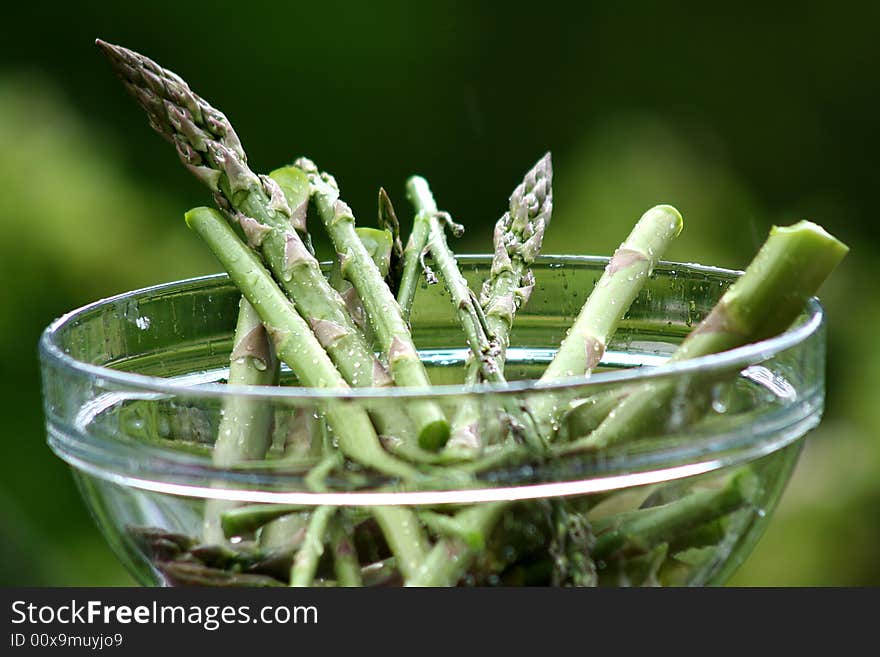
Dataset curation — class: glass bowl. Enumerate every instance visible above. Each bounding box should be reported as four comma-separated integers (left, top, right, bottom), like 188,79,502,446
39,256,825,587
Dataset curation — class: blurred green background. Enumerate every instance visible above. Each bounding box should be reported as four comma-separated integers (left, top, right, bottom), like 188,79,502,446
2,1,877,585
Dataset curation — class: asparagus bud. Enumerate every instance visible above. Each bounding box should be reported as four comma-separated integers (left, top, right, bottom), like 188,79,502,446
449,154,553,449
482,152,553,362
97,42,394,396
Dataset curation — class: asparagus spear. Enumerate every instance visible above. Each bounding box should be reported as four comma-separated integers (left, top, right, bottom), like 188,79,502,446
212,298,279,465
571,220,849,451
184,206,418,480
96,41,399,410
397,193,433,321
406,176,505,383
221,504,310,538
447,154,553,449
328,226,392,345
294,157,450,450
406,175,545,452
98,46,431,586
270,168,420,445
329,227,420,443
372,506,431,580
482,153,553,367
531,204,684,432
290,506,335,586
445,204,680,463
330,517,363,586
406,503,506,586
334,226,393,345
591,470,758,561
203,298,279,544
188,207,434,581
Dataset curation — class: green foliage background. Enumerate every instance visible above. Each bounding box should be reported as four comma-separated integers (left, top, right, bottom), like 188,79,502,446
1,1,877,585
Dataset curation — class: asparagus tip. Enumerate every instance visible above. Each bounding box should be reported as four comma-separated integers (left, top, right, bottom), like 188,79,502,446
535,151,552,174
94,38,128,65
377,187,401,234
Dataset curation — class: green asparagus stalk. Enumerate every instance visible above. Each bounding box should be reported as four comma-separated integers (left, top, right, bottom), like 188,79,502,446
482,153,553,367
328,227,419,445
290,506,336,586
407,176,505,383
212,298,279,465
203,298,279,544
372,506,432,581
184,206,418,480
294,157,450,450
221,504,309,538
406,503,506,586
531,204,684,431
271,168,419,446
397,194,433,321
591,470,758,561
101,42,427,587
571,220,849,451
187,206,432,580
447,154,553,449
97,42,400,416
406,175,545,452
330,517,363,586
327,226,393,346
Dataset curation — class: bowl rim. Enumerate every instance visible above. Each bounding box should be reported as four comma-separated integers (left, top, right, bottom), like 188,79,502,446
41,254,825,503
39,254,824,401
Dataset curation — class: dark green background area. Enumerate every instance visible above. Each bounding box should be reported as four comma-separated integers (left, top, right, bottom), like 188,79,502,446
1,1,877,585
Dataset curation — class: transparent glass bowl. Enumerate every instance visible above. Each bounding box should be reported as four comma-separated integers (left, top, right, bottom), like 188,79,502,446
40,256,825,586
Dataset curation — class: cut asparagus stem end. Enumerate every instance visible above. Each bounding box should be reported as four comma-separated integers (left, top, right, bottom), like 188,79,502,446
674,219,848,361
418,418,454,451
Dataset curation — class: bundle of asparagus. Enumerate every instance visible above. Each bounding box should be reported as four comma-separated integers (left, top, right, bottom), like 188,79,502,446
97,40,848,587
